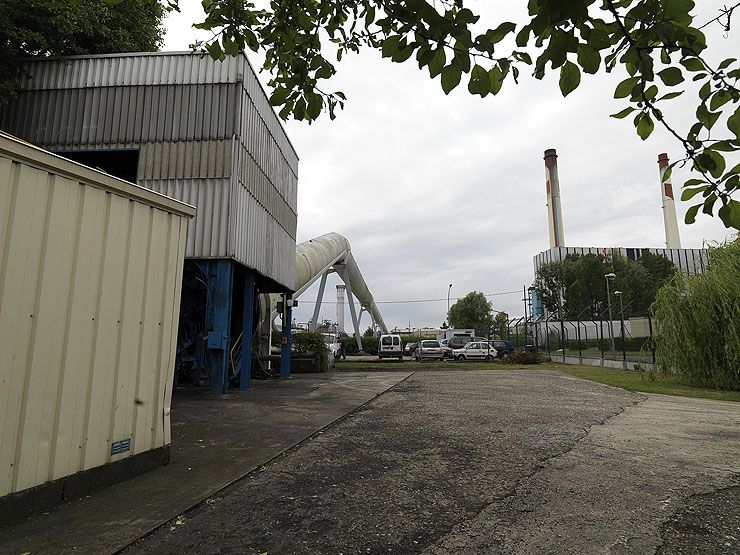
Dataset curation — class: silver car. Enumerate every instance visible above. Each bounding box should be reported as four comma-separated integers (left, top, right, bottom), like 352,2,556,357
452,341,498,361
415,340,445,361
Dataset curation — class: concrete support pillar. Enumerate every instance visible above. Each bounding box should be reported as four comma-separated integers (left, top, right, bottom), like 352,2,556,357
239,270,256,391
338,266,363,351
280,294,292,379
206,260,233,396
309,271,328,332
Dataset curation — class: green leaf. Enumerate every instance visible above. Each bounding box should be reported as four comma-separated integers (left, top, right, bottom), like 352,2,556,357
657,67,683,86
269,86,290,106
381,36,401,58
684,204,700,224
680,186,706,201
658,91,684,101
635,112,654,140
695,150,726,178
614,76,639,98
306,93,323,121
487,22,516,45
489,65,504,95
428,48,446,78
440,64,462,95
205,40,225,61
467,64,490,97
696,103,720,130
727,106,740,139
717,199,740,229
576,44,600,74
559,61,581,97
681,58,704,72
610,107,635,119
718,57,736,70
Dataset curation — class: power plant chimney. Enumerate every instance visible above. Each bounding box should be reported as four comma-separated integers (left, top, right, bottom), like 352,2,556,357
544,149,565,248
657,153,681,249
336,284,346,333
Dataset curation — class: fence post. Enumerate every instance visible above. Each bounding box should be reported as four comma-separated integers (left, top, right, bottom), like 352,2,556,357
577,318,582,360
599,320,605,360
648,311,656,365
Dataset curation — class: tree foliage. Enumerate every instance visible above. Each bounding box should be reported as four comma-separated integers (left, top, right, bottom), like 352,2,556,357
185,0,740,229
653,238,739,390
533,251,677,319
447,291,494,336
0,0,166,102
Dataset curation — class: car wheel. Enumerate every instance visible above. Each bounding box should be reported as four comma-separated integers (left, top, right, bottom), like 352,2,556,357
485,354,493,361
398,356,403,361
456,355,465,361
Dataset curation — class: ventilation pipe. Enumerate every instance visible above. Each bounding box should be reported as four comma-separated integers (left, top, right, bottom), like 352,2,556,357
544,148,566,248
336,284,346,333
657,153,681,249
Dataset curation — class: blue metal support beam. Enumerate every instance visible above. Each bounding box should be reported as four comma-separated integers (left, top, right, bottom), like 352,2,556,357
206,260,233,396
239,270,256,390
280,295,292,378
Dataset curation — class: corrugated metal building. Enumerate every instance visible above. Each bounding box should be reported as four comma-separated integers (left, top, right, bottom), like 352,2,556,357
534,246,708,276
0,52,300,393
0,131,194,509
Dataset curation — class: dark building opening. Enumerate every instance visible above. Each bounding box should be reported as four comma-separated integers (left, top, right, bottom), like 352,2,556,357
53,149,140,184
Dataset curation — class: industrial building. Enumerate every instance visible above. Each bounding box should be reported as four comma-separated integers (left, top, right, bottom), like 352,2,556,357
0,131,194,515
535,149,708,278
0,52,299,394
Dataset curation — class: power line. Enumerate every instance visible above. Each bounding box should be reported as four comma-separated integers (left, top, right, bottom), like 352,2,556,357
295,290,521,305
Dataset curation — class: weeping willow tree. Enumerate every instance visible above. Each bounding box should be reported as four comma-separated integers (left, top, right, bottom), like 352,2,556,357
653,238,740,390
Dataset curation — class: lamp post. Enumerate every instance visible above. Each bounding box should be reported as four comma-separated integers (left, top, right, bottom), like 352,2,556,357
614,290,625,352
447,283,453,321
604,273,616,351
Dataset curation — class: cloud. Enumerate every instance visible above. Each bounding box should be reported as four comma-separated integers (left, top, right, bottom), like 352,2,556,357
163,2,738,330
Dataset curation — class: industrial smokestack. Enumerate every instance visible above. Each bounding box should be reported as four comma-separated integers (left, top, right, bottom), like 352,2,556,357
336,284,345,333
544,149,565,248
657,153,681,249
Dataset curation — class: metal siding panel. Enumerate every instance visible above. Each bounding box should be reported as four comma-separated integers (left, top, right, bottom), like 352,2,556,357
0,135,191,496
0,162,48,493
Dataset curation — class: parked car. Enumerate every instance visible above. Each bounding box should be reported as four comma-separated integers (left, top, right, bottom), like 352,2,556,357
415,340,445,361
491,340,514,357
447,336,473,350
438,339,453,358
378,334,403,359
452,341,498,361
404,342,418,357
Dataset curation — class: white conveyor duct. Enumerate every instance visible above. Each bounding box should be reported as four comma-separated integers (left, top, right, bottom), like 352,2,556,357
260,232,387,353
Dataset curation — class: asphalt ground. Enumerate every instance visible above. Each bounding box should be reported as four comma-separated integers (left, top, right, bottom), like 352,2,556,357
125,368,740,554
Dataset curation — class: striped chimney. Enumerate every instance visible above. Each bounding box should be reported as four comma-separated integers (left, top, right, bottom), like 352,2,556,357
544,149,565,248
336,284,346,333
658,153,681,249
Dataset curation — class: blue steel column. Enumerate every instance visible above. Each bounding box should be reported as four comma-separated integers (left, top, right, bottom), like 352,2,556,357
280,297,292,378
239,270,256,390
207,260,233,396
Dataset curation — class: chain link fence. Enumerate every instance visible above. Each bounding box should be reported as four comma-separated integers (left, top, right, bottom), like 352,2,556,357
504,313,656,370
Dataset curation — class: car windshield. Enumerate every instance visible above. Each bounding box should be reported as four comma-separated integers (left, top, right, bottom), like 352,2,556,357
381,336,392,345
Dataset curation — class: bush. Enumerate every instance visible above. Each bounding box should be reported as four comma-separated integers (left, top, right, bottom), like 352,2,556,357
292,332,329,371
653,239,740,391
502,351,545,365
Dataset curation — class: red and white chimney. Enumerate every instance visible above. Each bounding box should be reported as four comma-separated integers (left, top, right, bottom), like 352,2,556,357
544,149,565,248
657,153,681,249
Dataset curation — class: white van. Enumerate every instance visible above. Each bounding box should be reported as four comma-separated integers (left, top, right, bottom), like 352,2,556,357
378,334,403,360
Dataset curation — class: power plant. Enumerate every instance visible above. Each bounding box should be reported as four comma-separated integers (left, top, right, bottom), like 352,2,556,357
534,148,707,278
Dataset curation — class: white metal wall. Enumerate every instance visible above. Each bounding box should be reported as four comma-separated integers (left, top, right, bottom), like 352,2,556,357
0,134,194,497
0,52,299,291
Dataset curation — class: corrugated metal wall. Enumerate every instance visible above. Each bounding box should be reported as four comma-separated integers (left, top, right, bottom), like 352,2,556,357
0,134,194,497
0,52,298,291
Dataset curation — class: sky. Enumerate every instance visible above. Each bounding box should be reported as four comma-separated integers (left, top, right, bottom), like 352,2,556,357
164,1,738,332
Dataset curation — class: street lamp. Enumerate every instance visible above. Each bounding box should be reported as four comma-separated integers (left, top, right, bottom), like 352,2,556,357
604,273,616,351
447,283,453,320
614,290,625,352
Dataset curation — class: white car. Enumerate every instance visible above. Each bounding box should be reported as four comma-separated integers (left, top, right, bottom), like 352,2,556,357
322,333,341,357
452,341,498,361
414,340,445,361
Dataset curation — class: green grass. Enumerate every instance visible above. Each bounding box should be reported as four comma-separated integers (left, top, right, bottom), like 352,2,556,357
547,364,740,402
334,359,740,402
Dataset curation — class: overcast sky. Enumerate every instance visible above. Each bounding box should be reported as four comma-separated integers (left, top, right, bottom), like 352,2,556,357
164,1,737,331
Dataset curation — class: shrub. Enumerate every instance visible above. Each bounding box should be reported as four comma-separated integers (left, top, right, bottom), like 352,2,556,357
502,351,545,365
653,239,740,391
292,332,329,371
